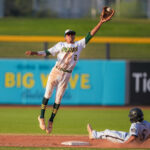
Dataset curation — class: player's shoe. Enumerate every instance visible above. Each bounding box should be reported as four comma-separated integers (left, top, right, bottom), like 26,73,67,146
87,124,94,139
38,116,46,130
46,121,53,134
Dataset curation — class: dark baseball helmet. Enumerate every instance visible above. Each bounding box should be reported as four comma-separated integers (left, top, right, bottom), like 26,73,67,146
128,107,144,123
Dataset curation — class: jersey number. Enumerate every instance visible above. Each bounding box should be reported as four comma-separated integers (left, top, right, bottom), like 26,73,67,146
140,129,147,141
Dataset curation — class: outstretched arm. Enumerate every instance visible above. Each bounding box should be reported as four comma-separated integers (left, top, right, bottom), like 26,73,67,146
25,51,39,56
25,50,50,57
90,21,103,36
85,7,114,44
90,7,115,36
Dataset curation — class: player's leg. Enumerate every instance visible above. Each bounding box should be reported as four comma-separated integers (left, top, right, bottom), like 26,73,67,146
38,97,49,130
38,72,56,130
87,125,128,143
87,124,94,139
46,102,60,134
87,124,105,139
46,75,69,134
101,129,128,143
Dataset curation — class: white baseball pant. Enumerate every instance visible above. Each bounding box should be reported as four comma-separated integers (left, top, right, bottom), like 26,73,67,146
92,129,130,143
44,66,71,104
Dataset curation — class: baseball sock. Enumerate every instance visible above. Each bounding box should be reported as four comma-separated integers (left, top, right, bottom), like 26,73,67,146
40,97,49,118
49,103,60,122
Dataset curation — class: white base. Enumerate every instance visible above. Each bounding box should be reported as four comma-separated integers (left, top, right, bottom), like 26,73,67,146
61,141,90,146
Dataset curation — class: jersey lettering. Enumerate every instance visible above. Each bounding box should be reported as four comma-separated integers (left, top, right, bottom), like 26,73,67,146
62,47,78,53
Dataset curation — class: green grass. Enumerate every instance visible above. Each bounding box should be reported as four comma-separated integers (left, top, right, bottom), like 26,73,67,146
0,18,150,37
0,107,150,134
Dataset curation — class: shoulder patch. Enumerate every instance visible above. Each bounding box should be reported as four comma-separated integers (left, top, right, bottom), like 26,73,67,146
131,128,136,133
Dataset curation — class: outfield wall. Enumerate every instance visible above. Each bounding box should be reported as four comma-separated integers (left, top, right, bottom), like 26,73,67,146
126,61,150,105
0,59,126,105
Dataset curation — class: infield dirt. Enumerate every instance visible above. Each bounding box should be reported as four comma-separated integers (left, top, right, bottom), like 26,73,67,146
0,134,150,148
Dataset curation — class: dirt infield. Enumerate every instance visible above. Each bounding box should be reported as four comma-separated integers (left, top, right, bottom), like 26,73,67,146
0,134,150,148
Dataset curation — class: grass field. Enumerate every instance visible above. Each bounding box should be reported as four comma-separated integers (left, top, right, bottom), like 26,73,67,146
0,106,150,150
0,18,150,37
1,106,150,134
0,18,150,60
0,106,131,134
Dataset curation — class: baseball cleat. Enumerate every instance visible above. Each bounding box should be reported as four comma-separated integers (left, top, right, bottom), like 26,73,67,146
87,124,93,139
38,116,46,130
46,121,53,134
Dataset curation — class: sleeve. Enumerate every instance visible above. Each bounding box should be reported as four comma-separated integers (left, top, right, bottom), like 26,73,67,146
77,38,86,49
85,32,93,44
129,123,138,137
37,50,51,56
37,51,47,56
47,42,62,56
77,32,93,49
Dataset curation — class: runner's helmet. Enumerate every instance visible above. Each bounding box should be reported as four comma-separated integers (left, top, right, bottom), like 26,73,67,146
128,107,144,123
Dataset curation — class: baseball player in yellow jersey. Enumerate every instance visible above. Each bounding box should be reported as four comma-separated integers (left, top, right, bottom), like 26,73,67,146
25,7,114,134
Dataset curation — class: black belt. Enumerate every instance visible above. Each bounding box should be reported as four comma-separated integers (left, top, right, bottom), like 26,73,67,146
56,66,72,73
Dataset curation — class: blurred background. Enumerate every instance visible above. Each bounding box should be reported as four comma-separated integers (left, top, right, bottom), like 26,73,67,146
0,0,150,106
0,0,150,18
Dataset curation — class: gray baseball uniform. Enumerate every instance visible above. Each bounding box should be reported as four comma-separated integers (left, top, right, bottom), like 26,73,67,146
91,120,150,143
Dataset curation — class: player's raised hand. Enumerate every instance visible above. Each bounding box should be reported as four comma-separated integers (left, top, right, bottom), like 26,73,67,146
90,7,114,36
100,7,115,23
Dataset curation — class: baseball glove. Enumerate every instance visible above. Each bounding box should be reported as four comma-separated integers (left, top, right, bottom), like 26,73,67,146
100,7,115,22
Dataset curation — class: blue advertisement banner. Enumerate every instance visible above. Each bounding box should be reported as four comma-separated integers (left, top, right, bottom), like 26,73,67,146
0,59,126,105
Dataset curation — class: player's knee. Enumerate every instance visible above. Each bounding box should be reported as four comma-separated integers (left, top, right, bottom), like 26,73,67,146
55,97,62,104
44,91,52,99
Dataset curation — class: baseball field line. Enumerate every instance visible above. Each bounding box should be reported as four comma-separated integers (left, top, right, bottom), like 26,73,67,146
0,35,150,44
